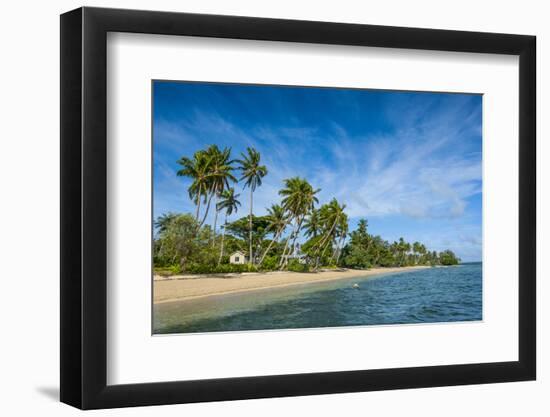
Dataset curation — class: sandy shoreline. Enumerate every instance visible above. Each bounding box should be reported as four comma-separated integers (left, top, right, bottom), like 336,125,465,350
153,266,429,304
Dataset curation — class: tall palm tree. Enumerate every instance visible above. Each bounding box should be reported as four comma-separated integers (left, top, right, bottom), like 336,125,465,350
237,147,267,265
412,241,422,264
397,237,409,266
278,177,320,268
404,241,411,265
176,151,213,222
418,243,427,264
216,188,241,265
258,204,289,265
303,208,321,238
332,212,349,264
200,145,237,242
314,199,346,269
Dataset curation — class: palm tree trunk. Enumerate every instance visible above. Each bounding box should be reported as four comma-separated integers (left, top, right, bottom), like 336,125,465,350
278,219,297,268
278,234,291,268
320,238,333,262
335,234,345,264
331,240,339,261
211,194,219,247
315,216,339,257
294,216,304,251
259,224,285,265
199,192,214,228
332,234,343,262
283,216,303,268
218,214,227,266
313,216,340,270
195,196,201,222
314,238,333,270
248,188,253,265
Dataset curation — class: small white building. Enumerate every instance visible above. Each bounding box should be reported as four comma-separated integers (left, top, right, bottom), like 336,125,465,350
229,251,248,265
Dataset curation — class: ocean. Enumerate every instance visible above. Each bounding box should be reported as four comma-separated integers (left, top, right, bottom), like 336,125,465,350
154,262,482,334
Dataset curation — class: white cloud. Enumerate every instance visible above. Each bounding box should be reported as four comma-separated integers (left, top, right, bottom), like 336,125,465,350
154,95,482,230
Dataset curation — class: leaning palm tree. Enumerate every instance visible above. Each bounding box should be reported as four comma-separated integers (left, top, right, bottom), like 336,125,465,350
176,151,213,222
278,177,320,268
332,212,349,264
200,145,237,242
258,204,290,265
313,198,346,269
216,188,241,265
237,147,268,265
303,208,321,239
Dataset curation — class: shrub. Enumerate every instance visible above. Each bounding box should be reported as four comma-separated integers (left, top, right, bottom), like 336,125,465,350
170,264,182,274
185,263,258,274
153,264,182,276
287,259,310,273
260,255,279,271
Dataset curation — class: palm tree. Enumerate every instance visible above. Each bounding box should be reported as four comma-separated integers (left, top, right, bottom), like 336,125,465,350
278,177,320,268
200,145,237,243
396,237,410,266
418,243,427,264
258,204,289,265
332,212,349,264
216,188,241,265
412,241,422,264
176,151,213,222
404,241,411,265
303,208,321,238
237,147,268,265
314,199,346,269
154,212,178,235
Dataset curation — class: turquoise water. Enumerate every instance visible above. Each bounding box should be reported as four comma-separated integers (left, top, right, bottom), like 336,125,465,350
153,263,482,334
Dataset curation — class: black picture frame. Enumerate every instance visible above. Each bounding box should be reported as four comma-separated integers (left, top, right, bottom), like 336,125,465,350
60,6,536,410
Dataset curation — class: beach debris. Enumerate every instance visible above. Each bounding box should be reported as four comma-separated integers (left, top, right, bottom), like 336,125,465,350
352,283,360,289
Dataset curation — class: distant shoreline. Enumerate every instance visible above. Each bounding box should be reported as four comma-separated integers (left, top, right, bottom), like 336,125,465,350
153,265,430,304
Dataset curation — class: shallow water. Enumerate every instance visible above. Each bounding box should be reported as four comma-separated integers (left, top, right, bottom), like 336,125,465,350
153,263,482,334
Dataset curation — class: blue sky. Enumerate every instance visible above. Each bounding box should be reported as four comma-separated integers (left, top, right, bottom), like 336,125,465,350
153,81,482,262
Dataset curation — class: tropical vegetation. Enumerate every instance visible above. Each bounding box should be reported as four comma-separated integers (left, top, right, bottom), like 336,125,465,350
154,145,460,274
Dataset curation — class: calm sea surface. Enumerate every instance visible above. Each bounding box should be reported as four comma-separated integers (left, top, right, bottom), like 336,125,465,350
154,263,482,334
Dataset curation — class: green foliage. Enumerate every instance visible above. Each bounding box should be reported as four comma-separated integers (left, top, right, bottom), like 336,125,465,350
237,147,268,192
154,212,179,235
153,209,460,274
154,144,463,276
186,263,259,274
439,250,460,265
260,255,279,271
339,218,455,269
153,265,182,276
153,213,200,267
226,215,270,242
342,246,372,269
301,235,324,256
287,259,310,273
170,264,182,274
187,243,219,267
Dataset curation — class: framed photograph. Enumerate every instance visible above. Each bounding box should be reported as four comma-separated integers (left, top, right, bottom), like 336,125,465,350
60,7,536,409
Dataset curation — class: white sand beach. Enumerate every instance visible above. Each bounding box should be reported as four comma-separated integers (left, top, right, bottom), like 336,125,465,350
153,266,429,304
